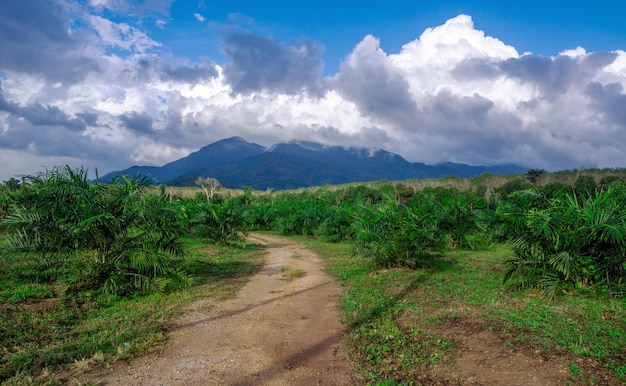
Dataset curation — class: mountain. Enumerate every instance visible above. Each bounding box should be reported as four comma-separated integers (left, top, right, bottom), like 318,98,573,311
99,137,264,184
99,137,527,190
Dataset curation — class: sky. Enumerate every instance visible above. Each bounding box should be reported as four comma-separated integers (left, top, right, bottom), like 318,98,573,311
1,0,626,182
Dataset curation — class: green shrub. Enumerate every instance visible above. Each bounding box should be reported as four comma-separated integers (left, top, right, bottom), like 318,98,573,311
352,194,447,268
1,166,189,297
503,185,626,298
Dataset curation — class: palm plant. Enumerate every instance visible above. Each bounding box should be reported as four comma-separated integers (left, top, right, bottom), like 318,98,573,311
316,204,355,242
435,189,484,249
503,185,626,298
1,166,189,296
185,201,248,245
272,201,325,236
352,193,448,268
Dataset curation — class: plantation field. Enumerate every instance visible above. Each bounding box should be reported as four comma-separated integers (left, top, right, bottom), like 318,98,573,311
300,238,626,385
1,165,625,384
0,238,265,384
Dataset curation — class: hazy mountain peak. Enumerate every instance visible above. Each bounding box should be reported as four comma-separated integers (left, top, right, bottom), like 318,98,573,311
286,140,330,151
99,137,526,189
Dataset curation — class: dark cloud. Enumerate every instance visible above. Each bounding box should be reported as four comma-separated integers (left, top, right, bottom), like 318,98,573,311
500,55,570,94
453,51,619,101
120,111,154,135
498,51,618,97
222,31,325,95
126,58,160,82
335,36,418,127
115,57,218,85
0,112,114,162
582,51,618,70
430,90,494,126
452,58,500,80
585,82,626,127
0,86,86,132
405,90,528,167
160,62,218,83
0,0,99,83
316,126,391,148
76,112,99,126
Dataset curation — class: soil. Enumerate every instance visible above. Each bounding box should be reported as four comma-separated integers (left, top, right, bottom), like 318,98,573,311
423,315,619,385
84,234,622,386
88,234,363,385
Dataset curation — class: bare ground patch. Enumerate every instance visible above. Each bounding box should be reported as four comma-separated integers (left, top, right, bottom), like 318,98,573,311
396,309,623,385
84,234,362,385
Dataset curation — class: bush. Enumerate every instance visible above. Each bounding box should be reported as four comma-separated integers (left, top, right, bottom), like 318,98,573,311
503,185,626,298
181,201,248,245
1,166,189,297
352,194,447,268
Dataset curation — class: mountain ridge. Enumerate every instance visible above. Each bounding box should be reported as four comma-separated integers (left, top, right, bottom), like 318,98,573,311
99,137,527,189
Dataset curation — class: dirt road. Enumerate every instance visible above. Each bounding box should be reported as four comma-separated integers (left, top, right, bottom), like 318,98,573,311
91,234,360,385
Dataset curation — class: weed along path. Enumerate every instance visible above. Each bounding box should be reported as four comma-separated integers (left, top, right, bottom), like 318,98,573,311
92,234,360,385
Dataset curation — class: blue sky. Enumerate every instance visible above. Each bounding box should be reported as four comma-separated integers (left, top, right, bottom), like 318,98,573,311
138,1,626,73
0,0,625,181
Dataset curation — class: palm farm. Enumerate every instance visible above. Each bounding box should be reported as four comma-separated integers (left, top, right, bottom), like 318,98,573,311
1,166,625,384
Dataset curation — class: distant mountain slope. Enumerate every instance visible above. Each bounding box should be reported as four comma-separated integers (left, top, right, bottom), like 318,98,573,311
99,137,264,184
434,162,531,178
100,137,527,189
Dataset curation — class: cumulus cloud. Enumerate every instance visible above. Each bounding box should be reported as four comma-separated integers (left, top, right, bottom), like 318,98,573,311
335,35,419,128
498,51,618,98
0,0,99,83
1,6,626,181
88,15,161,53
161,62,219,82
585,82,626,127
0,84,86,133
120,111,154,135
222,31,325,95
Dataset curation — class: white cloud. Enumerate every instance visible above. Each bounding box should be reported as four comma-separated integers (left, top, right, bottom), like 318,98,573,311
89,0,127,10
88,15,161,53
194,13,205,22
560,46,587,57
1,7,626,181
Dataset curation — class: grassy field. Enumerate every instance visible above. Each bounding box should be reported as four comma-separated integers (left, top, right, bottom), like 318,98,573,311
4,167,626,384
163,167,626,199
2,231,625,384
0,237,265,384
297,237,626,385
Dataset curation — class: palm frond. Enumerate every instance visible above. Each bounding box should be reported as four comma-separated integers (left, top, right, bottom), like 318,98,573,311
549,251,574,279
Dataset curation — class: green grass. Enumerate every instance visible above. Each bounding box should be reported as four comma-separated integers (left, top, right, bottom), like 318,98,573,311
280,266,306,281
4,230,625,384
0,236,264,384
296,237,626,384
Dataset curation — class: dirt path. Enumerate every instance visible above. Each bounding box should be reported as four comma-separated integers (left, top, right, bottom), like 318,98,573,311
90,234,360,385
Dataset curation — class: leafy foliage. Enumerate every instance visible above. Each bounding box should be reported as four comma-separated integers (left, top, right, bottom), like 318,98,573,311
502,186,626,298
352,193,448,267
526,168,546,184
316,204,355,242
181,201,248,245
1,166,189,297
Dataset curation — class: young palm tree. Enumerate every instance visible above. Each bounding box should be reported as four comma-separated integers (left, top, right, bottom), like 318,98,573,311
352,193,448,268
502,185,626,298
1,166,189,296
184,201,248,245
